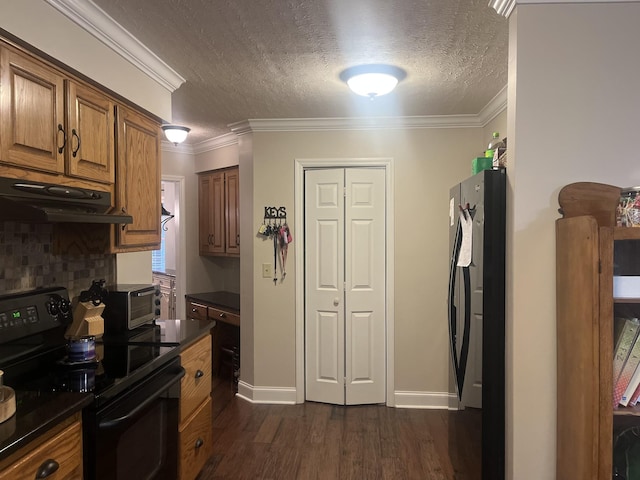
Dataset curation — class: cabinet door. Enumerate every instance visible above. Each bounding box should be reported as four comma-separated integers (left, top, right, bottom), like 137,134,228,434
0,47,65,174
225,167,240,255
66,80,115,184
115,105,161,249
198,174,213,254
198,172,225,254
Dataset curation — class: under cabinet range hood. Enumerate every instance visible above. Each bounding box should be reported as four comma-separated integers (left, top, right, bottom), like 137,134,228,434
0,177,133,224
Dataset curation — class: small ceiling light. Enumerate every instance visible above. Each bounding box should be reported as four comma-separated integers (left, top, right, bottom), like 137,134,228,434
161,125,191,145
339,64,407,99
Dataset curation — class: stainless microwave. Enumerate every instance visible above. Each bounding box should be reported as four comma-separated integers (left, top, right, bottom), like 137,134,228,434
102,284,160,333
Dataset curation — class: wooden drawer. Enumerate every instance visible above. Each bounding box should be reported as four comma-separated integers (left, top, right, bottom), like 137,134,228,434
180,334,212,423
179,397,212,480
0,417,83,480
208,306,240,327
186,301,207,321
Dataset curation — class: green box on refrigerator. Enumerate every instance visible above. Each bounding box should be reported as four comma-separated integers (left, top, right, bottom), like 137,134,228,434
472,157,493,175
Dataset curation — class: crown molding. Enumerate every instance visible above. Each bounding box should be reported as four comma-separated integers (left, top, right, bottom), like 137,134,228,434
477,85,508,125
227,99,509,133
489,0,639,18
45,0,185,92
489,0,517,17
192,133,239,155
230,114,484,134
211,86,509,145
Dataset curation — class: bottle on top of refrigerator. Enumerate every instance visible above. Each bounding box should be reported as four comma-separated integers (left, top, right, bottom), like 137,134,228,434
485,132,503,158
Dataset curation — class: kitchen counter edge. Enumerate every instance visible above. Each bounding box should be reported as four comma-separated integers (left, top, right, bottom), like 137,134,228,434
185,291,239,315
0,391,92,463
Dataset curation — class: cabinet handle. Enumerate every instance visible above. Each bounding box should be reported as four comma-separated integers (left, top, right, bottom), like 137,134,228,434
195,438,204,449
236,234,240,245
219,312,226,318
35,459,59,478
191,307,197,313
57,124,66,154
195,369,204,379
71,129,81,157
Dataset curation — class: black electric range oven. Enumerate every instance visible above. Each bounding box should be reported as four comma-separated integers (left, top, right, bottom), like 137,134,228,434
0,287,184,480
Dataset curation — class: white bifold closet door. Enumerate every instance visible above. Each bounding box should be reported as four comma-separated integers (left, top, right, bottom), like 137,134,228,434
304,167,386,405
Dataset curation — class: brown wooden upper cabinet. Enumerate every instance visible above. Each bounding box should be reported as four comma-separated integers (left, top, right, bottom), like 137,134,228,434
198,167,239,256
113,105,161,251
0,44,114,185
0,36,163,254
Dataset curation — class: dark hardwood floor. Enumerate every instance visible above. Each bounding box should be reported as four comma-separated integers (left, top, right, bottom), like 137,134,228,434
197,375,480,480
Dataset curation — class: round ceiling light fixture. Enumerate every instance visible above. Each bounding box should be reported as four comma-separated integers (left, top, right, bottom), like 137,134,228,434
339,64,407,99
161,124,191,145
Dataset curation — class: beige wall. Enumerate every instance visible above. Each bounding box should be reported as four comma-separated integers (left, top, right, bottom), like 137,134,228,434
507,4,640,479
162,147,235,297
240,125,491,391
1,0,172,120
194,143,239,173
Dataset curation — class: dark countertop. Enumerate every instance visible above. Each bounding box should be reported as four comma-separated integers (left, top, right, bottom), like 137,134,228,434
152,270,176,277
186,291,240,315
0,391,92,461
0,319,213,464
154,318,215,348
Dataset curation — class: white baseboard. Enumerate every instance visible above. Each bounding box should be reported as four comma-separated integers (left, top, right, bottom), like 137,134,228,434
236,381,297,404
234,384,457,409
393,390,453,409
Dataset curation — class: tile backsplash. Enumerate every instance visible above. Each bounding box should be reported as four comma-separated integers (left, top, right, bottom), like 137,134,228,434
0,222,115,300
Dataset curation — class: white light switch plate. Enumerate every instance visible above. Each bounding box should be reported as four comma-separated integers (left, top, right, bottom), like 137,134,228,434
262,263,273,278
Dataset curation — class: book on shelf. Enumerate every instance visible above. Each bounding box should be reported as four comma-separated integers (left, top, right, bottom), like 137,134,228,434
620,356,640,406
628,378,640,406
613,316,640,408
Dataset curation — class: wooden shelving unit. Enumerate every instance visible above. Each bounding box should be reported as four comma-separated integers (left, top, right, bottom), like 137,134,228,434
557,182,640,479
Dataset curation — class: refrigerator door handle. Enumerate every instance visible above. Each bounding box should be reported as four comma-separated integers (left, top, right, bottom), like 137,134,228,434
448,216,472,401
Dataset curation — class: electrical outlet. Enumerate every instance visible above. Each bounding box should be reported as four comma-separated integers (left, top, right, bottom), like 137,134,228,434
262,263,272,278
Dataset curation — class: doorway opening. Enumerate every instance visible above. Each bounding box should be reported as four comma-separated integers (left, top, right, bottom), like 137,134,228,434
152,176,187,319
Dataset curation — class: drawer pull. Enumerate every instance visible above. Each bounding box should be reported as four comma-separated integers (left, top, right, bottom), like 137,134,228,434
191,307,198,313
195,369,204,379
219,312,226,318
35,459,59,478
195,438,204,449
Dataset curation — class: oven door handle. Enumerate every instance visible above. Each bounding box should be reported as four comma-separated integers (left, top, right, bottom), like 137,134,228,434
98,366,185,430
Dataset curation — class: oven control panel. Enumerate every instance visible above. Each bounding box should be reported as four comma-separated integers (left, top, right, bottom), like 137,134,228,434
0,287,72,344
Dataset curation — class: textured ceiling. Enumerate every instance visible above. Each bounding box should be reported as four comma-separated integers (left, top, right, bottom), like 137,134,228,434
91,0,508,144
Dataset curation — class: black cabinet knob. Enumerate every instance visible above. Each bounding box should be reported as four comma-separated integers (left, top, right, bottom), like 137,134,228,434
195,369,204,379
195,438,204,449
35,459,59,478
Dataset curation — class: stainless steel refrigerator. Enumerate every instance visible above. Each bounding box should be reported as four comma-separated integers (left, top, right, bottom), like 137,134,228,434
447,168,506,480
